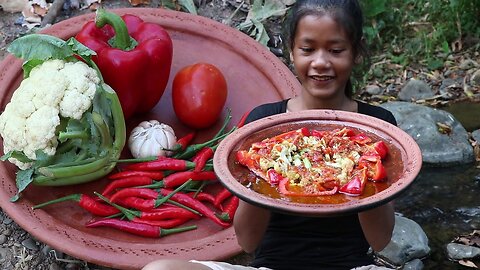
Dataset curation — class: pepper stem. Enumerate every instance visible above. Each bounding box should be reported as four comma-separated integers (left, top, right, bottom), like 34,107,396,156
32,194,81,209
160,225,197,237
95,8,137,51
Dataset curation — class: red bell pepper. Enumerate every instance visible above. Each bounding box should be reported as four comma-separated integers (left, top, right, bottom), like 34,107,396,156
339,168,367,196
371,141,389,159
75,9,173,120
359,155,387,181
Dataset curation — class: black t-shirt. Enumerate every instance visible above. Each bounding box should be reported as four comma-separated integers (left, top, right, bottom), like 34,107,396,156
245,99,397,270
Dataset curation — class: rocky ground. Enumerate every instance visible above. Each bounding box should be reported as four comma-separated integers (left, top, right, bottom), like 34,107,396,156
0,0,479,269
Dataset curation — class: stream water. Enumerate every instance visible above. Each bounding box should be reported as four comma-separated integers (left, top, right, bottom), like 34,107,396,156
394,163,480,269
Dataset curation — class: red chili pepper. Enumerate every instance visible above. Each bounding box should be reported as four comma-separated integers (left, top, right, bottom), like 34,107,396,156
214,187,232,210
160,189,231,228
110,188,158,202
116,196,155,211
131,218,191,229
170,132,196,153
85,218,197,238
187,192,216,205
216,196,239,222
33,194,119,217
139,171,218,189
116,197,202,216
75,9,173,120
139,207,200,221
192,146,216,172
173,111,232,160
339,168,368,196
236,110,251,128
108,170,168,180
123,157,195,171
101,176,154,196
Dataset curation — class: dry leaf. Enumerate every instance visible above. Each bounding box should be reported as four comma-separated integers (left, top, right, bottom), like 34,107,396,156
32,4,48,17
459,259,479,268
436,122,452,135
22,2,41,27
0,0,28,13
129,0,150,6
80,0,101,10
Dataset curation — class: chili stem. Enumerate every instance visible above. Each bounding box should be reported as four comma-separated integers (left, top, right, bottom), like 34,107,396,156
161,225,197,236
32,194,81,209
155,179,193,207
94,192,141,220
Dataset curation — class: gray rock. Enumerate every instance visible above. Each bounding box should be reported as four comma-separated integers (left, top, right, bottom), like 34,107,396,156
403,259,424,270
351,265,392,270
472,129,480,142
21,237,39,251
365,85,383,95
0,235,6,245
49,262,62,270
438,78,460,98
3,218,13,225
380,101,475,165
398,79,434,101
446,243,480,260
376,216,430,266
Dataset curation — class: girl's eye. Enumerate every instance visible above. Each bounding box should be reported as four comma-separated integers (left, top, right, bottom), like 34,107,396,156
330,49,345,54
300,47,314,53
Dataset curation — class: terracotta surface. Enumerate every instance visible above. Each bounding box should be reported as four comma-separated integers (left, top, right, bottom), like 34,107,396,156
214,110,422,217
0,8,302,270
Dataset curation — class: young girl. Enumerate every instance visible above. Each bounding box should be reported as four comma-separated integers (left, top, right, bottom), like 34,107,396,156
143,0,396,269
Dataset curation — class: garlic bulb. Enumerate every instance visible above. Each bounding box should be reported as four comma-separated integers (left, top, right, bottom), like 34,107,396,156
128,120,177,158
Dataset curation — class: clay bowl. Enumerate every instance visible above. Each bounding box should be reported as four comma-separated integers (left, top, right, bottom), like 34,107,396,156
0,8,301,270
214,110,422,217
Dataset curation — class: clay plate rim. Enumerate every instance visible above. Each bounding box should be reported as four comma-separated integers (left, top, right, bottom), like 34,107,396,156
213,109,423,217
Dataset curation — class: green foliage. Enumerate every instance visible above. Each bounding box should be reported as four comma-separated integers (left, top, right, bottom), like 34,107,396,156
237,0,290,45
361,0,480,68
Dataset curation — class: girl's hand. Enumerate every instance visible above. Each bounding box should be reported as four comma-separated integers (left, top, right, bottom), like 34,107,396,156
233,200,271,253
358,202,395,252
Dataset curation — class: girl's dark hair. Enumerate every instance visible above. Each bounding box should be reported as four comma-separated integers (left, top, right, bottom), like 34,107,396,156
284,0,368,97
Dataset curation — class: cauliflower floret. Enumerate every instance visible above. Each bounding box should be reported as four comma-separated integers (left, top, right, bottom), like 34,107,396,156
0,59,100,168
59,61,99,119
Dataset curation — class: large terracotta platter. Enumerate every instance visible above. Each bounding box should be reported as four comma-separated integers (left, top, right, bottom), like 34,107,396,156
214,110,422,216
0,8,301,270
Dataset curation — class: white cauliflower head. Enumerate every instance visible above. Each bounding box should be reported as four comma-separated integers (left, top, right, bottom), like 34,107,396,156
0,59,100,168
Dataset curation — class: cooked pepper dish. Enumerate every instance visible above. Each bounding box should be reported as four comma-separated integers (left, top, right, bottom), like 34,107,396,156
236,127,389,197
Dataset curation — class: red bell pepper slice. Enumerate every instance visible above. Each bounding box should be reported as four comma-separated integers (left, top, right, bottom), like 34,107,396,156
372,141,389,159
278,173,338,196
339,168,367,196
358,155,387,181
333,127,355,137
75,9,173,120
271,127,310,142
310,129,327,138
349,133,372,145
236,151,267,180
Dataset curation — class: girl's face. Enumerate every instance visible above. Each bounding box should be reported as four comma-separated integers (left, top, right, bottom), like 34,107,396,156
291,14,355,101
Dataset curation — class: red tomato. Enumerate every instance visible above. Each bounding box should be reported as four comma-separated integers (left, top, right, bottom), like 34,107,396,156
172,63,227,129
